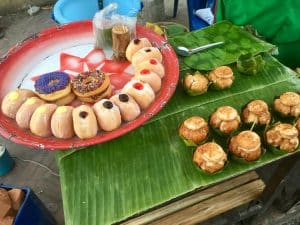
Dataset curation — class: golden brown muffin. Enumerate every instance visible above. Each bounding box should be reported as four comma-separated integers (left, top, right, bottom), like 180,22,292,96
229,131,262,161
274,92,300,117
210,106,241,135
183,72,209,96
266,123,299,153
208,66,234,89
7,188,25,211
242,100,271,125
193,142,227,173
0,188,13,220
179,116,209,146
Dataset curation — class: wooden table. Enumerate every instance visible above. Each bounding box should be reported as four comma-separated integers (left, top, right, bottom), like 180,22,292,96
123,171,265,224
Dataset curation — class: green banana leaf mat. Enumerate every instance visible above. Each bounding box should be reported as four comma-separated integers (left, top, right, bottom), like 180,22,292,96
169,21,276,71
56,21,300,225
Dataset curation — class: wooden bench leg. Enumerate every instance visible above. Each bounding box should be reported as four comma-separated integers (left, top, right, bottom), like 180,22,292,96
248,154,300,225
173,0,179,18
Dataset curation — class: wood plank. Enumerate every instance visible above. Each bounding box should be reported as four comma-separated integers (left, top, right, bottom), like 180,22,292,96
151,179,265,225
122,171,260,225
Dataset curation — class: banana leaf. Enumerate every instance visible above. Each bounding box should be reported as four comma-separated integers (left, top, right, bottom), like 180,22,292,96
168,21,276,71
57,56,300,225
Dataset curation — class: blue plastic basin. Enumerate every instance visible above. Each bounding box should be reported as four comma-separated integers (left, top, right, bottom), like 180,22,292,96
53,0,99,24
0,185,56,225
53,0,141,24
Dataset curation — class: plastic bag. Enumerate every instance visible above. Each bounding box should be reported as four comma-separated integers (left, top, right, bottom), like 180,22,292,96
93,3,137,49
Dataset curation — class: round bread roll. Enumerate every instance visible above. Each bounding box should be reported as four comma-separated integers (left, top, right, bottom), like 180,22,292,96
135,58,165,78
131,47,162,68
126,38,152,62
93,99,121,131
133,69,162,93
51,106,75,139
16,97,45,129
72,105,98,139
110,93,141,122
1,89,35,119
122,80,155,110
30,104,57,137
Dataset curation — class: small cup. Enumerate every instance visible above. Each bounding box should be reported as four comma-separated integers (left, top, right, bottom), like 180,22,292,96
0,144,15,176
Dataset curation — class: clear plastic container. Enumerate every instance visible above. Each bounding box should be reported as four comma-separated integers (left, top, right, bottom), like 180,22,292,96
93,3,138,49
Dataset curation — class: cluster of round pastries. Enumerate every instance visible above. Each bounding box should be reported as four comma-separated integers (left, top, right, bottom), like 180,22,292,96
1,85,151,139
1,37,166,140
179,91,300,174
182,66,235,96
32,69,111,105
126,38,165,93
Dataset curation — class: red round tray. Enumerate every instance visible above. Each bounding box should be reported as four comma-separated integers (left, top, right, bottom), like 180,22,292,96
0,21,179,150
